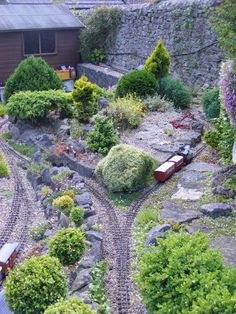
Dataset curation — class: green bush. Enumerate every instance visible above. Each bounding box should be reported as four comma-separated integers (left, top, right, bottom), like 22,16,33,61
4,56,63,101
49,228,85,266
62,189,75,199
136,208,158,227
144,39,170,80
201,88,220,119
7,90,73,120
9,142,37,157
44,298,95,314
70,207,84,227
52,195,74,215
136,231,236,314
0,151,9,177
72,76,98,123
30,223,50,241
0,104,7,117
142,94,174,112
96,144,157,193
5,255,67,314
115,70,158,98
105,95,143,130
159,76,192,109
87,115,119,155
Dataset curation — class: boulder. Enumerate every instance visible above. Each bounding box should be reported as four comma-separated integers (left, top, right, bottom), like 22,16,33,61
71,269,92,292
32,150,43,164
10,125,20,140
79,255,96,269
86,231,103,243
90,241,103,262
146,224,171,247
41,168,53,186
58,212,70,228
75,193,92,207
98,97,109,110
83,207,96,219
200,203,233,218
27,171,43,190
35,134,55,147
85,216,100,230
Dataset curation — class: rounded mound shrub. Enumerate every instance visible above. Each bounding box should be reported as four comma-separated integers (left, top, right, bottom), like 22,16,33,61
136,231,236,313
70,207,84,226
96,144,157,193
115,70,158,98
49,228,85,266
52,195,74,215
159,76,192,109
201,88,220,119
4,56,63,101
5,255,67,314
44,297,95,314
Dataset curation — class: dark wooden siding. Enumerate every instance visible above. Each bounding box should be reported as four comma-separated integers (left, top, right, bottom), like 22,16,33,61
0,29,80,83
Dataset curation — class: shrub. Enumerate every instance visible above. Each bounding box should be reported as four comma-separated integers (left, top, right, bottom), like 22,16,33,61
96,144,157,193
9,142,37,157
52,195,74,215
115,70,158,98
49,228,85,266
4,56,63,101
0,151,9,177
72,76,98,122
7,90,73,120
5,255,67,314
70,207,84,227
87,115,119,155
62,189,75,199
136,231,236,314
159,76,192,109
41,186,53,197
201,88,220,119
106,95,143,130
144,39,170,80
136,208,158,227
0,104,7,117
142,94,174,112
44,298,95,314
30,223,50,241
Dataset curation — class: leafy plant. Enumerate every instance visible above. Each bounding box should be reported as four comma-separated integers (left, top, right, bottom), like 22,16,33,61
116,70,158,98
159,76,192,109
5,255,67,314
201,87,221,119
41,186,53,197
30,223,50,241
1,132,12,140
62,189,75,199
4,56,63,101
136,231,236,314
87,115,119,155
0,153,9,177
70,207,84,227
96,144,157,193
90,48,106,63
52,195,74,215
142,94,174,112
106,95,143,130
136,208,159,227
0,104,7,117
44,298,95,314
72,76,98,123
144,39,170,80
49,228,85,266
9,142,37,157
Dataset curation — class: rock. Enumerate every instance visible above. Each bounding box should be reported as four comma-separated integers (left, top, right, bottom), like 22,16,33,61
10,125,20,140
85,215,100,230
90,241,103,262
45,204,54,218
35,134,55,147
98,97,109,110
58,212,70,228
86,231,103,243
71,269,92,292
44,229,54,238
66,139,86,153
75,193,92,206
185,162,221,173
160,201,201,223
83,207,96,219
190,121,204,134
146,224,171,247
27,171,43,190
212,186,235,198
41,243,49,255
178,171,207,190
72,174,84,184
200,203,233,218
171,187,203,201
83,123,93,135
233,139,236,164
79,255,96,269
32,150,43,164
41,168,53,186
210,237,236,266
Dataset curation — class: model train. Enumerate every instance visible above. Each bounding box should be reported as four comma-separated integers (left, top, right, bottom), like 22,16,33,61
0,242,20,281
154,144,193,182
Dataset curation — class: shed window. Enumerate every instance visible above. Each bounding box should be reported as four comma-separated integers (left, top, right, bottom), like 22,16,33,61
24,31,55,55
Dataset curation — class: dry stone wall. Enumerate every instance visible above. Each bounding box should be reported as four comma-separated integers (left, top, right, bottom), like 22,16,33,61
105,0,223,87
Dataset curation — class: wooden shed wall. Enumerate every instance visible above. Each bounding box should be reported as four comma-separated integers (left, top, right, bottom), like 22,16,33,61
0,29,80,83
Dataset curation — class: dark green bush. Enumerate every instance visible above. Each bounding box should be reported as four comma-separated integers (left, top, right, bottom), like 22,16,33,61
5,255,67,314
115,70,158,98
4,56,63,101
44,298,95,314
144,39,170,80
96,144,157,193
7,90,73,120
136,231,236,314
201,88,220,119
87,115,119,155
70,207,84,227
49,228,85,266
159,76,192,109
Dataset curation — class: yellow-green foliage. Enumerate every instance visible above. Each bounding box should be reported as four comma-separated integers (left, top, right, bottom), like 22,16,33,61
52,195,74,215
44,298,95,314
0,104,7,117
96,144,157,193
62,189,75,199
106,95,143,130
144,39,170,80
0,151,9,177
72,76,98,122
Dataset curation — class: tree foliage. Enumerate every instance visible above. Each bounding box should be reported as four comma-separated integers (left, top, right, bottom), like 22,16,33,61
201,87,220,119
44,298,95,314
5,255,67,314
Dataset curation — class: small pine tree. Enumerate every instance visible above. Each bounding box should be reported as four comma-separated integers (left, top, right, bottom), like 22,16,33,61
87,115,119,155
144,39,170,80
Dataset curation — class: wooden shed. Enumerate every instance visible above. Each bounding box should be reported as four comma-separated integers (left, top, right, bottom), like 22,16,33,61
0,4,84,83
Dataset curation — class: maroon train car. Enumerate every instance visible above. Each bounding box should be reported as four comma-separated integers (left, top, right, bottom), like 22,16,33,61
154,161,175,182
168,155,184,171
0,242,20,280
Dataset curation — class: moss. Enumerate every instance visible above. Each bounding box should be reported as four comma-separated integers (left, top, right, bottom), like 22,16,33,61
9,142,37,157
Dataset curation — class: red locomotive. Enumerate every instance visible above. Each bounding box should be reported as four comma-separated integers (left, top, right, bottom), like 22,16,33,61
154,144,193,183
0,242,20,281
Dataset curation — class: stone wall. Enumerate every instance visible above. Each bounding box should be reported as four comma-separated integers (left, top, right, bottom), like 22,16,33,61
105,0,223,87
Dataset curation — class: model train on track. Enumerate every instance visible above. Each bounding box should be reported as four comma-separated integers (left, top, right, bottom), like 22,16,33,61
154,144,193,182
0,242,20,281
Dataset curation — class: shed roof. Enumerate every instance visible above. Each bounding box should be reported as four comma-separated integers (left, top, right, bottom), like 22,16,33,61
0,4,84,32
0,242,20,264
